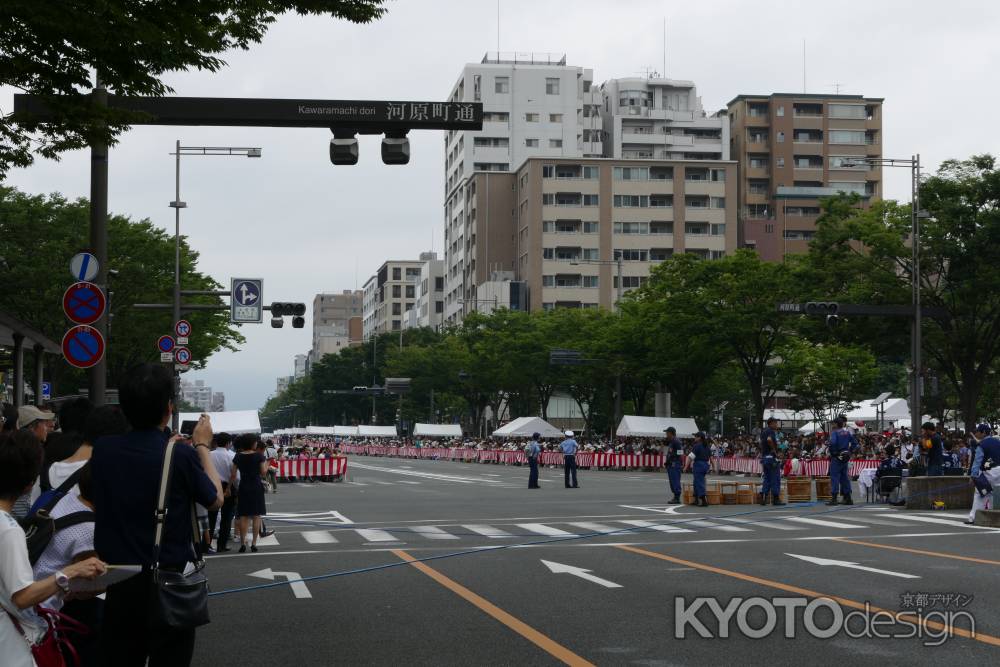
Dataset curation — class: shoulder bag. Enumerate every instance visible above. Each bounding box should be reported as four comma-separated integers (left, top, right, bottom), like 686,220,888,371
149,440,211,629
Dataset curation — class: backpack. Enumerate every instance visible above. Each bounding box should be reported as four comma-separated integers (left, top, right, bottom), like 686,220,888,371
19,464,95,565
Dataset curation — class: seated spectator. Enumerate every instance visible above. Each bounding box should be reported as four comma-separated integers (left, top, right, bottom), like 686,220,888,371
1,430,105,667
90,363,223,666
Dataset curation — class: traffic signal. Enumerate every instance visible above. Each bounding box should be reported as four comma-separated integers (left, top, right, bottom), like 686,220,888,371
826,314,840,328
330,130,359,165
381,132,410,165
270,317,284,328
292,316,305,328
270,302,306,317
804,302,839,316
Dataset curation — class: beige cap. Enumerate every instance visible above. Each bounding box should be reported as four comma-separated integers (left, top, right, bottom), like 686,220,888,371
18,405,56,428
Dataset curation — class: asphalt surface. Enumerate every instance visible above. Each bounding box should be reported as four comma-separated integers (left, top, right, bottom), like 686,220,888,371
193,456,1000,666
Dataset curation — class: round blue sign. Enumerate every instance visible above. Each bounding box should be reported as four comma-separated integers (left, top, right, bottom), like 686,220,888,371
157,335,175,353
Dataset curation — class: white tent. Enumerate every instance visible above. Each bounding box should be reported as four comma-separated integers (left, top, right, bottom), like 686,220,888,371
357,425,398,438
179,410,260,435
616,415,700,438
844,398,911,423
306,426,337,436
798,421,823,434
413,423,463,438
332,425,359,437
491,416,564,439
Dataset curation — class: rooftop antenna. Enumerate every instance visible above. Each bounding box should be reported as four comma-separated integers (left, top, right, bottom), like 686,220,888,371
829,82,845,94
497,0,500,54
636,66,657,79
663,17,667,78
802,39,807,93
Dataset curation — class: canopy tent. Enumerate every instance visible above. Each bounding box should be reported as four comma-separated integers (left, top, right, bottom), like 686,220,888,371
305,426,337,436
180,410,260,435
332,425,359,437
798,421,824,434
843,398,911,423
491,416,564,439
616,415,700,439
274,427,306,436
413,423,463,438
357,425,398,438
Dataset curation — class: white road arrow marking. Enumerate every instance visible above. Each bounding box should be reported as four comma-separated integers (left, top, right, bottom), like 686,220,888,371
268,510,354,524
541,560,622,588
248,568,313,598
785,553,920,579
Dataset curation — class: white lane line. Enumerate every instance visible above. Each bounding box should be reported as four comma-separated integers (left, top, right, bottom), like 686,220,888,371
880,514,995,529
345,481,368,486
397,481,421,485
463,524,514,538
372,481,395,486
255,533,281,546
354,529,400,542
411,526,459,540
568,522,624,535
350,462,506,485
783,516,867,529
517,523,577,537
836,515,910,527
302,530,339,544
618,519,695,534
716,516,802,531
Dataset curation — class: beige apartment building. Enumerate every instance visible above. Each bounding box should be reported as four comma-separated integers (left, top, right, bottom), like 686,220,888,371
362,260,424,338
727,93,883,261
460,157,737,311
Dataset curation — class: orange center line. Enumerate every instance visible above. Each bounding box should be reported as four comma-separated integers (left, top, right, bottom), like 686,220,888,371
392,549,595,667
834,538,1000,565
615,544,1000,647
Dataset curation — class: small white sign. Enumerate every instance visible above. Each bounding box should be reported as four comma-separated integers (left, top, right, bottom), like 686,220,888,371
160,352,174,363
176,336,189,345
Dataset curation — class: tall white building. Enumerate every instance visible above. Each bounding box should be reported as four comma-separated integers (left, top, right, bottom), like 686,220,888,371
294,354,308,380
600,77,729,161
180,379,213,411
403,252,445,330
443,53,603,324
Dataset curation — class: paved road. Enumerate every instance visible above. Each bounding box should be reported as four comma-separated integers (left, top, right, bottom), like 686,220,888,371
194,456,999,665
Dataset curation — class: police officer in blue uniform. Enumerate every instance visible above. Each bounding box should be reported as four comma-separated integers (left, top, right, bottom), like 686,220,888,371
526,432,542,489
663,426,683,504
689,432,712,507
759,416,785,505
826,415,858,506
560,430,579,488
967,423,1000,524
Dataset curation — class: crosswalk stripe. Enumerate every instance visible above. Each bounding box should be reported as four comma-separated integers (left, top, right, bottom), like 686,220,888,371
716,516,802,531
372,481,394,486
879,514,984,528
463,524,513,538
783,516,867,529
681,519,751,532
568,522,622,535
412,526,459,540
837,515,910,526
618,519,695,534
397,481,421,485
255,533,280,546
517,523,577,537
355,528,400,542
303,530,339,544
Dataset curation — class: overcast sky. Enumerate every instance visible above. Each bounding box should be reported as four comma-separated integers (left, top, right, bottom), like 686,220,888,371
4,0,999,412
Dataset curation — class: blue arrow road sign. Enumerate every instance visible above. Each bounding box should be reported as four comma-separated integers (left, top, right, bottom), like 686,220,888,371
230,278,263,323
41,382,51,400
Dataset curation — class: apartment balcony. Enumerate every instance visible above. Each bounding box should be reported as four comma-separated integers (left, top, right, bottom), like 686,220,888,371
791,115,823,130
663,134,695,147
622,150,655,159
683,181,724,196
746,166,770,179
746,139,769,150
744,114,770,127
746,191,770,205
793,167,824,181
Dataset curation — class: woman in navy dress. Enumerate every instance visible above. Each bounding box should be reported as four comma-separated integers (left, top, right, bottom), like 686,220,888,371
230,434,268,552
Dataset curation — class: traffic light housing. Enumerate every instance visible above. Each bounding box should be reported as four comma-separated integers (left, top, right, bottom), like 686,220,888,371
381,132,410,165
330,130,359,165
292,316,305,328
804,302,839,316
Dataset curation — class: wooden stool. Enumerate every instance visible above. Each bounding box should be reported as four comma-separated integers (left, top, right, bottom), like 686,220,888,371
786,477,812,503
815,476,832,501
736,483,756,504
682,484,695,505
720,481,739,505
705,481,722,505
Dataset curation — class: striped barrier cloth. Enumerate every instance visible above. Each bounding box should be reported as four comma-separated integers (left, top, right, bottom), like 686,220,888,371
276,457,347,479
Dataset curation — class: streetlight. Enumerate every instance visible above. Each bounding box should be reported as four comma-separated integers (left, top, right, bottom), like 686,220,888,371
571,255,626,433
843,154,929,436
168,142,262,431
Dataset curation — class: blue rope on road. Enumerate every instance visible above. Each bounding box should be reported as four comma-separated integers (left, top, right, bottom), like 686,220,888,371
208,477,983,598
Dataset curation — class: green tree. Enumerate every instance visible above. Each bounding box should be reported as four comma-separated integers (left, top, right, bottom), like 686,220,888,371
776,340,878,425
0,186,243,393
1,0,388,176
806,156,1000,430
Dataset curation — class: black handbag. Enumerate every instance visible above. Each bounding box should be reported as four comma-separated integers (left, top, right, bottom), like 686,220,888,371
149,440,210,629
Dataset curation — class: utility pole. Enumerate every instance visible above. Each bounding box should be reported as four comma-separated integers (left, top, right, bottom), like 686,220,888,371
88,74,109,406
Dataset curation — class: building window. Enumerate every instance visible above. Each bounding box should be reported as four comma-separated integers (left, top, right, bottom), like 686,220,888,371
392,285,401,298
583,221,599,233
711,223,726,236
435,277,444,290
405,285,415,298
526,138,539,147
542,164,554,178
776,157,785,168
392,268,401,280
583,248,600,260
525,113,539,122
711,169,726,182
474,137,509,148
549,113,563,123
542,220,555,232
543,248,554,259
777,131,785,143
550,139,563,148
473,74,481,101
546,78,560,95
392,303,401,315
828,129,866,145
495,76,509,94
582,166,599,179
542,275,555,287
829,104,866,119
711,196,726,209
392,320,400,330
435,301,444,313
542,303,555,311
613,194,648,208
614,221,649,235
583,194,599,206
613,249,649,262
583,275,599,288
483,111,509,123
613,166,649,181
776,105,784,116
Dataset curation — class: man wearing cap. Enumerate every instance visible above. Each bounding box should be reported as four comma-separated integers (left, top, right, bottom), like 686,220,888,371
663,426,683,504
826,415,858,506
759,417,785,505
921,422,945,476
526,433,542,489
967,424,1000,524
688,432,712,507
560,430,579,489
11,405,56,518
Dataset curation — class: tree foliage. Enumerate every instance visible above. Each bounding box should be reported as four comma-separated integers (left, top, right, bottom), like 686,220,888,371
0,186,243,392
0,0,388,176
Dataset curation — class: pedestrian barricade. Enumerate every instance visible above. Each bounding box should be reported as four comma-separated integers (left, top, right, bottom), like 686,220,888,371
276,457,347,480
